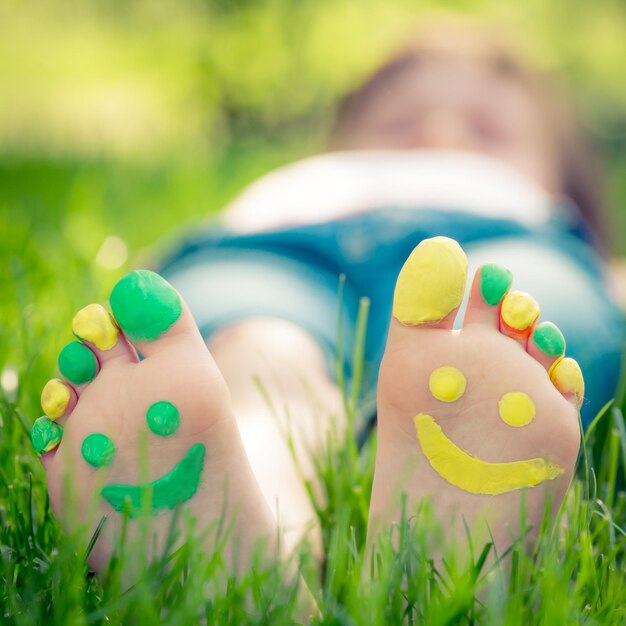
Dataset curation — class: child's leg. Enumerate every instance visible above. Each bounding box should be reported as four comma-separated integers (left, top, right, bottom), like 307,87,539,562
367,237,582,562
160,249,359,555
209,318,344,555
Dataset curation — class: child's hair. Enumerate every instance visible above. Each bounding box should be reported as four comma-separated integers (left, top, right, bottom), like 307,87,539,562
331,18,607,252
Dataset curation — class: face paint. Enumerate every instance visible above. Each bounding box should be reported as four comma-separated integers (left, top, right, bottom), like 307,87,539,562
393,237,468,325
498,391,536,427
31,416,63,455
101,443,206,517
82,433,116,468
414,413,562,495
110,270,182,342
72,304,119,351
500,290,540,331
531,322,565,358
41,379,70,420
479,264,512,306
58,342,97,385
146,401,180,437
550,357,584,405
429,366,466,403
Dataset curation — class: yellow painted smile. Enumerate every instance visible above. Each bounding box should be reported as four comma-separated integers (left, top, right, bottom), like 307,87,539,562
414,413,563,495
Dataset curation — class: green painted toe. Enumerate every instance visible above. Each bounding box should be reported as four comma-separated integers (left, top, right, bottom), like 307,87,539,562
31,416,63,455
532,322,566,357
110,270,182,342
58,342,97,385
480,264,513,306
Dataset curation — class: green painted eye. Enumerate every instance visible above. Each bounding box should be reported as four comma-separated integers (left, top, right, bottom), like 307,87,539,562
80,400,181,470
82,433,116,468
146,401,180,437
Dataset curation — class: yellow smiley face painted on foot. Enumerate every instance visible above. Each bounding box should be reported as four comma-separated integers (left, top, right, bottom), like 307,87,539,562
415,366,563,495
81,401,205,517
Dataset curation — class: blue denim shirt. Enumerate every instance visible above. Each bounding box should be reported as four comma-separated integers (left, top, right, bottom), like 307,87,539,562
160,206,624,429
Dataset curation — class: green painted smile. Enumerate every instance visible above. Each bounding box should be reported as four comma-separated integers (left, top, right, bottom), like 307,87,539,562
101,443,206,517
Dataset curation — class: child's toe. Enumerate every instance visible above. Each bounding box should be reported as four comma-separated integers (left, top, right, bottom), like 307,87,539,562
57,340,100,391
463,263,512,328
31,415,63,460
71,303,137,368
527,321,566,371
549,356,585,409
41,378,77,421
392,236,468,330
109,270,205,359
499,289,541,345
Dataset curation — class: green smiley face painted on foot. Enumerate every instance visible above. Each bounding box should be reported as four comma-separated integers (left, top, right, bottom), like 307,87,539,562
81,400,205,516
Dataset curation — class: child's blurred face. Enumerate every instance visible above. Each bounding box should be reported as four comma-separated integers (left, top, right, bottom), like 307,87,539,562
346,57,560,194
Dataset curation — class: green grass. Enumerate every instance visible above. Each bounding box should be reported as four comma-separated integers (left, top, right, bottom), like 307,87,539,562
1,149,626,624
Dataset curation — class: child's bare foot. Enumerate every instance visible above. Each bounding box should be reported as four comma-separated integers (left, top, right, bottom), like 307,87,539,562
32,271,277,573
369,237,583,560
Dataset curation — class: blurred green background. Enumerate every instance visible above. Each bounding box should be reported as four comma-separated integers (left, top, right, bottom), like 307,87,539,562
1,0,626,404
1,5,626,621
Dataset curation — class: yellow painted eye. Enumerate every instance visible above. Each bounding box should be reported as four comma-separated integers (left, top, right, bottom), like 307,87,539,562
498,391,535,427
429,366,467,403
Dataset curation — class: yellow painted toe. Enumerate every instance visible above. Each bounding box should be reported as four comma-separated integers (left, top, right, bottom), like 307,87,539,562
550,357,584,405
393,237,468,325
501,291,540,331
72,304,119,350
41,379,70,420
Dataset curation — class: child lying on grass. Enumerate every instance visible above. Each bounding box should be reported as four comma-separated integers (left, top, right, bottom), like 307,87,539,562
31,19,624,581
